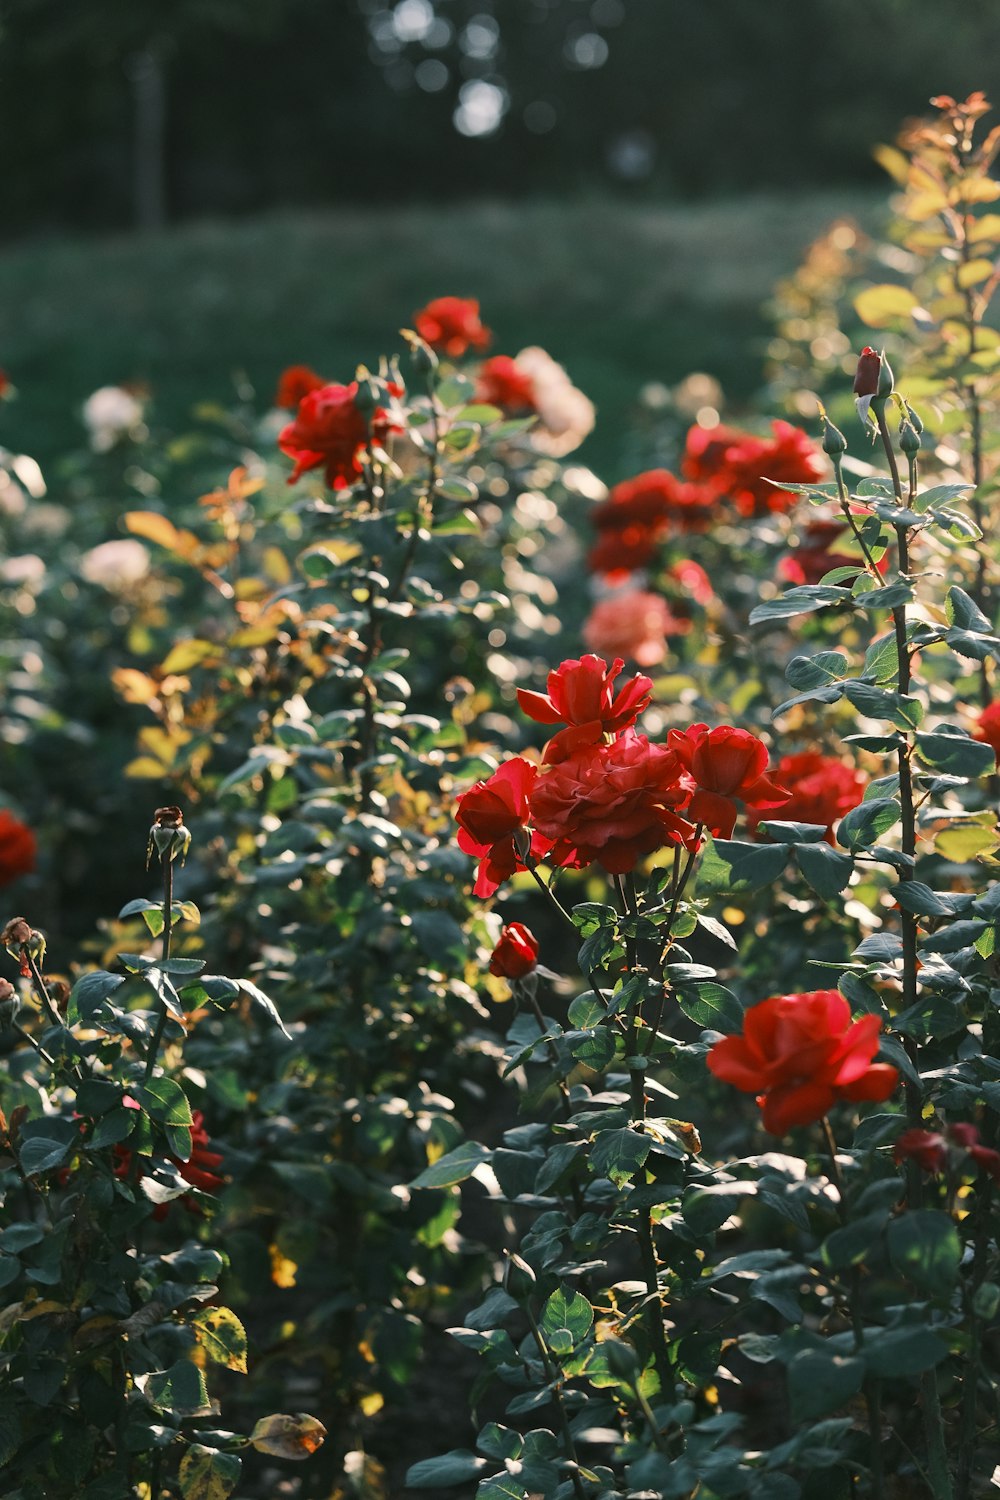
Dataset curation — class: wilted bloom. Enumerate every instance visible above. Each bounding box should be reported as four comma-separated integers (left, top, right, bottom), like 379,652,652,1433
708,989,899,1135
279,381,400,488
668,724,790,838
83,386,145,453
517,654,652,762
748,750,866,843
275,365,326,409
529,729,697,873
489,922,539,980
583,590,689,668
414,296,491,357
974,701,1000,766
79,539,151,593
683,420,824,518
456,758,553,898
0,812,36,888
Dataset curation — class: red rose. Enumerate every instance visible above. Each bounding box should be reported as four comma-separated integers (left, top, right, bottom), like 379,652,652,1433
414,296,491,357
708,989,899,1135
894,1122,1000,1185
529,729,697,874
456,758,552,898
112,1109,224,1220
667,724,791,838
489,922,539,980
587,470,715,579
683,421,824,518
517,654,652,763
893,1128,948,1173
279,381,398,489
475,355,537,414
974,701,1000,765
587,529,660,577
0,810,36,888
275,365,326,409
747,750,866,843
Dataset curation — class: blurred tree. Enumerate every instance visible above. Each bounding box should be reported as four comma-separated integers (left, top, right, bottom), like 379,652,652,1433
1,0,999,235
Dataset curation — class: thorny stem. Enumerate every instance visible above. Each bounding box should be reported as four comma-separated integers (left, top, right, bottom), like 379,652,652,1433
618,874,677,1401
956,1180,992,1500
523,1302,587,1500
821,1117,884,1499
876,406,953,1500
832,456,885,582
143,854,173,1084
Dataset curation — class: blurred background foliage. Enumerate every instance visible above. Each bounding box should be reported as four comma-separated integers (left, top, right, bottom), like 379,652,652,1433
2,0,1000,473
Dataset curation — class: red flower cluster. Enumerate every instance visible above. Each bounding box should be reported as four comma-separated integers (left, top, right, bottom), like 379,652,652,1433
588,469,714,577
489,922,539,980
279,381,401,489
0,810,36,888
414,296,491,358
683,420,824,519
456,655,789,894
475,355,538,414
747,750,866,843
708,989,898,1135
894,1122,1000,1184
974,700,1000,766
275,364,325,409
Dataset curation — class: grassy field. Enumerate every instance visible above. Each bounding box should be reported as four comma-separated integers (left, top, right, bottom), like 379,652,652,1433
0,191,882,479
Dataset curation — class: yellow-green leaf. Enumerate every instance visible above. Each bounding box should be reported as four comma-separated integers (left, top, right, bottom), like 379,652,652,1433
179,1445,242,1500
957,257,995,289
160,639,220,674
853,284,919,328
193,1307,248,1374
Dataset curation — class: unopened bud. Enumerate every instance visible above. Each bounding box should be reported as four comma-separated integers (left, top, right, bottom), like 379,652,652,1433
503,1253,537,1301
353,366,380,415
146,806,191,869
903,399,924,435
899,420,921,456
602,1337,641,1383
400,328,439,375
820,410,847,457
877,352,895,399
853,347,882,400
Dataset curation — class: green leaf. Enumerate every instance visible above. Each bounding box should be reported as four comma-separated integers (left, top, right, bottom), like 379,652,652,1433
682,1181,756,1234
178,1446,242,1500
749,586,848,624
238,979,291,1038
887,1211,961,1296
139,1360,212,1418
785,651,848,689
916,729,995,779
676,981,743,1033
788,1350,865,1422
820,1211,888,1270
68,970,124,1023
893,882,975,918
193,1307,248,1374
567,1027,616,1072
139,1077,193,1127
567,991,606,1028
412,1140,490,1189
405,1451,491,1488
863,1325,948,1379
837,798,901,852
697,837,790,894
18,1116,80,1177
854,283,919,326
796,842,854,898
589,1127,652,1188
539,1286,593,1345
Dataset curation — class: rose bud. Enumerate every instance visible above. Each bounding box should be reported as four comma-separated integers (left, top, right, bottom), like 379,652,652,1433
489,922,539,981
853,347,882,399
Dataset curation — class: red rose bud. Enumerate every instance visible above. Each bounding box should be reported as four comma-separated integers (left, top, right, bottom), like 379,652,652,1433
489,922,539,980
853,347,882,399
